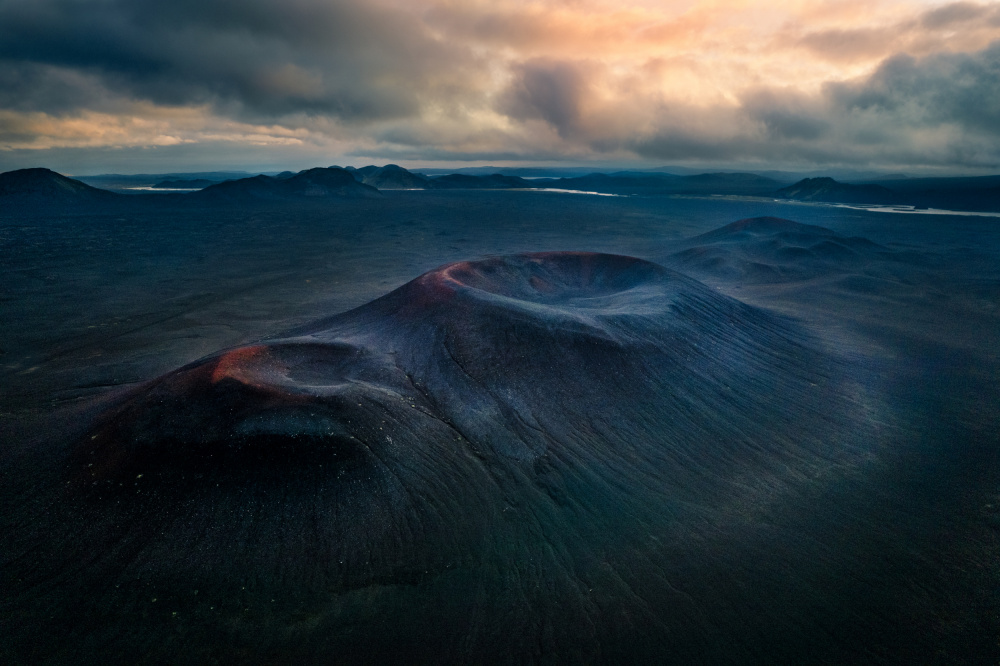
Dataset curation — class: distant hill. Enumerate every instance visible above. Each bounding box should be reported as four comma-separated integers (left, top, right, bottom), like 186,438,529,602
152,179,215,189
349,164,430,189
776,177,896,204
196,168,380,201
429,173,532,189
0,168,118,201
666,216,892,285
690,216,837,242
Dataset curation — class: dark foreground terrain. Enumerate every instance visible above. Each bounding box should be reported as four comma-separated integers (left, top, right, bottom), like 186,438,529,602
2,191,999,663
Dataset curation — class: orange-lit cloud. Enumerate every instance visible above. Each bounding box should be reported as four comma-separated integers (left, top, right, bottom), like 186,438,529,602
1,0,999,171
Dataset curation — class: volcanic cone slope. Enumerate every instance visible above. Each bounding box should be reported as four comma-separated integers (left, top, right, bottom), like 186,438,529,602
83,251,854,476
50,252,872,661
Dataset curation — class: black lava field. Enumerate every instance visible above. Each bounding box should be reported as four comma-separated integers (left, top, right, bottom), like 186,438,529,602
2,191,999,664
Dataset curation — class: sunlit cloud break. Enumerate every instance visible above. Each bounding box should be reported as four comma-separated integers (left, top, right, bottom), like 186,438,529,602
1,0,999,172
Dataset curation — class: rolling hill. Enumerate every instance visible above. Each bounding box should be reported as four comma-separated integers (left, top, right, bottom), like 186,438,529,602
195,167,381,201
776,177,896,204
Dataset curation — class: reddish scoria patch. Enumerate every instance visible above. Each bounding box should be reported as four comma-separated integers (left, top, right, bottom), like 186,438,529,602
210,345,274,387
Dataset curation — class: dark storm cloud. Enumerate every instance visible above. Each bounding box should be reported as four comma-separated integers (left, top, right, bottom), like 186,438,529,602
741,89,829,141
828,43,1000,134
0,0,474,122
498,59,591,139
0,62,111,113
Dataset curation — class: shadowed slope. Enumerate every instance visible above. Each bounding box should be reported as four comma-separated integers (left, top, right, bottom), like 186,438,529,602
429,173,532,189
0,168,118,201
349,164,431,189
6,252,882,663
777,177,896,204
195,167,380,201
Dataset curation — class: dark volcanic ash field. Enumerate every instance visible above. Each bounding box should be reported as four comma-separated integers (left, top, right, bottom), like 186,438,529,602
2,190,999,663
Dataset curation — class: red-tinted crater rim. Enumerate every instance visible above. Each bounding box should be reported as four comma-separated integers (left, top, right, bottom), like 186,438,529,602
413,252,668,303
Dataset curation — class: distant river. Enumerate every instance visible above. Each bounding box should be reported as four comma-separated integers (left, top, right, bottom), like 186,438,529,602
831,203,1000,218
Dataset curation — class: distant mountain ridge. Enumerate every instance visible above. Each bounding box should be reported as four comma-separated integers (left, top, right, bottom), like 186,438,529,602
4,166,1000,213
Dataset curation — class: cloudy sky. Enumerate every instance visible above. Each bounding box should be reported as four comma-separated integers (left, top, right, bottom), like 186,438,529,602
1,0,999,174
